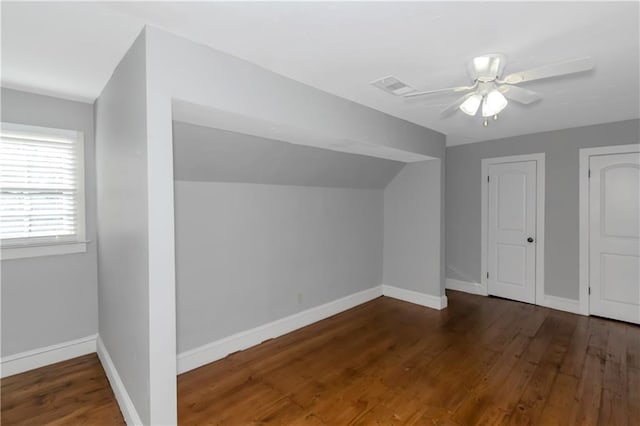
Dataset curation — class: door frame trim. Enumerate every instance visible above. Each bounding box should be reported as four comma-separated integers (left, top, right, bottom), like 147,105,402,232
481,153,546,304
578,143,640,316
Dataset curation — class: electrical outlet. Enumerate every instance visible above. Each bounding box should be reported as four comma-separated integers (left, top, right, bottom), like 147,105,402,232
297,293,303,304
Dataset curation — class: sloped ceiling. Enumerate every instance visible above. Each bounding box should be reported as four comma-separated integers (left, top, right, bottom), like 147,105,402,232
173,122,405,189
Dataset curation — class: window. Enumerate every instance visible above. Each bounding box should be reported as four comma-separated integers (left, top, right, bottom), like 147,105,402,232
1,122,86,259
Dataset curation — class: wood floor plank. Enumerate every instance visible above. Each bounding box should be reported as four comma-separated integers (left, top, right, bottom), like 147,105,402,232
598,321,629,426
626,322,640,370
3,291,639,425
1,354,124,425
568,333,608,426
560,315,591,377
471,311,559,425
536,372,580,426
507,311,579,425
452,333,533,424
628,366,640,425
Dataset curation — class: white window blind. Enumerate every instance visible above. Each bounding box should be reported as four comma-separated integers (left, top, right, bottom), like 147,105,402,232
1,122,85,249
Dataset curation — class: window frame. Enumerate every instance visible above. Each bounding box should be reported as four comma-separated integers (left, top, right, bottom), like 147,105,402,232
1,122,87,260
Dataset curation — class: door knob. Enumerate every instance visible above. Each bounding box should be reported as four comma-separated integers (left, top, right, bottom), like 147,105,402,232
527,237,534,243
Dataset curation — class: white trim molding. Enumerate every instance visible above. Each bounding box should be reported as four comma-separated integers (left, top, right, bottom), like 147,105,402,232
539,295,582,315
481,153,546,305
97,337,143,426
178,285,447,374
1,334,97,378
578,143,640,317
381,285,448,310
178,286,384,374
446,278,584,316
1,241,88,260
446,278,488,296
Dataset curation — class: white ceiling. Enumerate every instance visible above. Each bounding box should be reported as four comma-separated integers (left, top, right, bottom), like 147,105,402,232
2,2,638,146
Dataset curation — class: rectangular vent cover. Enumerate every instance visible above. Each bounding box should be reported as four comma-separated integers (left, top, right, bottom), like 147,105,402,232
371,76,415,96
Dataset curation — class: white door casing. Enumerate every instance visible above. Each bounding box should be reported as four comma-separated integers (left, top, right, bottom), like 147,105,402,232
487,161,537,303
588,152,640,324
481,153,545,305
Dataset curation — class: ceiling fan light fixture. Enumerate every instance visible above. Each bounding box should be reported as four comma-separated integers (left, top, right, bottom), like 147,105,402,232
482,89,508,117
459,94,483,116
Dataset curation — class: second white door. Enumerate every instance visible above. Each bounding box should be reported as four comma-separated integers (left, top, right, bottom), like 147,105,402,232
589,151,640,324
487,160,537,304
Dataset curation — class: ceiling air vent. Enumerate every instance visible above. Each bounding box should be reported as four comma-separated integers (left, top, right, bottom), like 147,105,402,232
371,76,415,96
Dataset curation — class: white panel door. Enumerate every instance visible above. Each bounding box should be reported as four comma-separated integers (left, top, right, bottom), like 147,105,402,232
589,152,640,324
488,161,537,304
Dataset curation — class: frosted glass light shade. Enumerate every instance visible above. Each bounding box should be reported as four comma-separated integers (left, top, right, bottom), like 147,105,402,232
482,90,508,117
459,94,483,116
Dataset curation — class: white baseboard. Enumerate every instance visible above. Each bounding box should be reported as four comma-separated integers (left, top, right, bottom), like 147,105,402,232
446,278,488,296
1,334,97,378
381,285,448,310
178,284,450,374
539,294,582,315
178,286,384,374
444,277,582,316
445,277,583,316
97,337,143,425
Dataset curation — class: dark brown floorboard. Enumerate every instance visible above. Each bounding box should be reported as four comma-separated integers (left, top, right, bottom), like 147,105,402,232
2,290,639,425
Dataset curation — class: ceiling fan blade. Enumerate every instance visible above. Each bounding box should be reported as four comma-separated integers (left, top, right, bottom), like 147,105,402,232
498,85,541,104
500,57,594,85
440,93,475,116
404,84,475,98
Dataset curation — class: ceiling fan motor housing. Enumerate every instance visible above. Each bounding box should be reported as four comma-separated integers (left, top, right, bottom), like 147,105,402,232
470,53,507,82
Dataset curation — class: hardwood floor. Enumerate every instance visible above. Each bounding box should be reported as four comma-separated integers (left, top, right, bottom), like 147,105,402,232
2,290,639,425
178,291,639,425
1,353,124,425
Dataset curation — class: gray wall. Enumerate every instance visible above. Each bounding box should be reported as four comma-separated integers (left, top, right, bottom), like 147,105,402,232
173,121,405,188
1,88,98,357
446,119,640,300
95,33,151,424
172,126,402,352
384,160,443,296
174,181,384,352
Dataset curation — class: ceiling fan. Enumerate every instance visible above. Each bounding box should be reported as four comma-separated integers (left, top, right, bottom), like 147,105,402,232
372,54,594,126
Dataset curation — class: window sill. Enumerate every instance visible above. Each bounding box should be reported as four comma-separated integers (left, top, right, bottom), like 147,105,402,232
1,241,88,260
